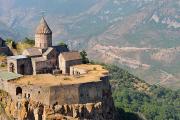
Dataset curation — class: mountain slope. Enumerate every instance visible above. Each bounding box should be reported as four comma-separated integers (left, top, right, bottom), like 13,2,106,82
105,64,180,120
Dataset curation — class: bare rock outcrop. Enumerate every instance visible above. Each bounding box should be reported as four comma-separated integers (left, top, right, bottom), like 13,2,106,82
1,86,115,120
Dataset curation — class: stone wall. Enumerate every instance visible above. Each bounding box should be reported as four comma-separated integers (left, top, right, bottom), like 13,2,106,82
59,59,82,74
65,60,82,74
1,75,109,108
17,58,33,75
0,75,115,119
35,34,52,49
32,59,57,75
1,75,109,105
0,79,50,105
7,58,33,75
58,55,66,74
70,66,87,75
49,76,109,105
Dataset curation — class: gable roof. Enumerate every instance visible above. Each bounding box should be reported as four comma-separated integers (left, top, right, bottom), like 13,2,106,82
36,17,52,34
23,47,42,57
60,51,81,61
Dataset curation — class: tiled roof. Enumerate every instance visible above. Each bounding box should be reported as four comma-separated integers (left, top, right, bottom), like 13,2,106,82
23,47,42,57
0,71,23,81
60,51,81,61
36,17,52,34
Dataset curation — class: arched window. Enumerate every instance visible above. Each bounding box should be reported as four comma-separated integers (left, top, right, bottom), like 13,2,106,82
9,63,15,73
16,87,22,95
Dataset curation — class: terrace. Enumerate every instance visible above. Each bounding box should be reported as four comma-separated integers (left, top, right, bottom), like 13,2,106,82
9,64,108,87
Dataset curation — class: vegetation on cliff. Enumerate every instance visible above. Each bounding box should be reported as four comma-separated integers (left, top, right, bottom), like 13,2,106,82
80,50,89,64
0,90,12,120
104,64,180,120
5,38,34,55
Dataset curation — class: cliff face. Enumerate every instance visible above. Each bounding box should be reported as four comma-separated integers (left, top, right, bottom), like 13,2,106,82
1,80,115,120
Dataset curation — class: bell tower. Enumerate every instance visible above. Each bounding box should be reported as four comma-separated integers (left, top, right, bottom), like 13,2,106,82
35,17,52,49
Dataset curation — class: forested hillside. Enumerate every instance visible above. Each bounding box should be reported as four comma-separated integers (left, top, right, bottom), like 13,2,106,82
104,64,180,120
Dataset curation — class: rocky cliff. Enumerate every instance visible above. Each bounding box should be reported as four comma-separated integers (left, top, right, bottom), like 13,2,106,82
0,81,115,120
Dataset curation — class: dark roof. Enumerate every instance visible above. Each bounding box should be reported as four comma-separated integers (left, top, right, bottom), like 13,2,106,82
60,51,81,61
36,17,52,34
0,37,4,42
0,37,5,47
23,47,42,57
53,45,69,54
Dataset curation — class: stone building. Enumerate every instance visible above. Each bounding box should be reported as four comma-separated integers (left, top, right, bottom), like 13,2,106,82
35,17,52,49
7,17,82,75
59,51,82,74
7,55,33,75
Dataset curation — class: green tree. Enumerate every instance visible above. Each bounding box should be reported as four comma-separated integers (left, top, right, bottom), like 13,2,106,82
5,38,16,49
80,50,89,64
22,37,35,45
58,42,68,48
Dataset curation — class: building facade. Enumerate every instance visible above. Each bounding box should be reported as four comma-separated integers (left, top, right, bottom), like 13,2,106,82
7,17,82,75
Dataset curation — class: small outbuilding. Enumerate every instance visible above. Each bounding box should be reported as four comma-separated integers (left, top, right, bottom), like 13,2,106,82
59,51,82,74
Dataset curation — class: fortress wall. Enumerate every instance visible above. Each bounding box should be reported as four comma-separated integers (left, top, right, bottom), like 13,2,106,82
1,75,109,106
0,80,50,105
79,76,110,104
49,84,80,105
49,76,110,105
20,85,50,105
0,80,23,100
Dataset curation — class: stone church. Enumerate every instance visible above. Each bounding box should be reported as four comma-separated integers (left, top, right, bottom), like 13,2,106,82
7,17,82,75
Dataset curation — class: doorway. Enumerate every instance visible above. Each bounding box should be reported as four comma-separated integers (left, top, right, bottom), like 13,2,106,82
20,64,25,75
16,87,22,95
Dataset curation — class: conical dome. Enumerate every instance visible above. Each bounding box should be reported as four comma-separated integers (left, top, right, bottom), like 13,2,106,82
36,17,52,34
